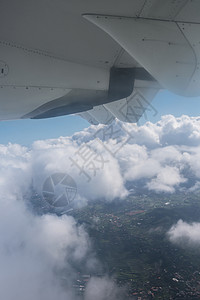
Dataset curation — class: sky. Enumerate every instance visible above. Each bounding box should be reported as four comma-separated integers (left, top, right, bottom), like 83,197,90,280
1,90,200,146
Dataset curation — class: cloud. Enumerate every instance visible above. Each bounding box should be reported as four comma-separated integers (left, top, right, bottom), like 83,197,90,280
2,114,200,203
146,166,186,193
29,115,200,197
0,141,127,299
0,194,90,300
159,115,200,147
168,220,200,247
31,136,127,202
1,114,200,298
2,115,200,203
84,276,126,300
0,192,126,299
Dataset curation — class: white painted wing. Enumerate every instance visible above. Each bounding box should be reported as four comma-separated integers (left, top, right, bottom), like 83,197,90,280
0,0,200,120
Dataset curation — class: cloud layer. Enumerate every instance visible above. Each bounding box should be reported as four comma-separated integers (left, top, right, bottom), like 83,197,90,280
24,114,200,199
2,114,200,204
1,114,200,299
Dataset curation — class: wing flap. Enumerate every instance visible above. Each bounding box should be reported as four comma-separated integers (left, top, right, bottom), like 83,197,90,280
84,15,200,97
79,85,158,125
104,87,158,123
82,105,114,125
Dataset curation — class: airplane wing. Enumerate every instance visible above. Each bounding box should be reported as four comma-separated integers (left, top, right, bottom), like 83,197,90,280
0,0,199,122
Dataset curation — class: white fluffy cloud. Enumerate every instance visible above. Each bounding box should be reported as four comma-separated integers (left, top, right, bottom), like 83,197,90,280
1,115,200,204
1,114,200,299
84,276,126,300
168,220,200,247
0,190,91,300
146,166,186,193
0,136,128,299
27,115,200,198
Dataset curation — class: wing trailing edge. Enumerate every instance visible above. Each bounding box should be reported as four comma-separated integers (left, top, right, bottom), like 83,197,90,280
84,14,200,97
79,86,158,125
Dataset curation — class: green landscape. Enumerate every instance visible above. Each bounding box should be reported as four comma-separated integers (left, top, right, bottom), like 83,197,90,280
70,192,200,299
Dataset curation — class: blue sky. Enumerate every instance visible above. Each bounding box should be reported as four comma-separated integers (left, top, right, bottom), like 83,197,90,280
0,89,200,146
